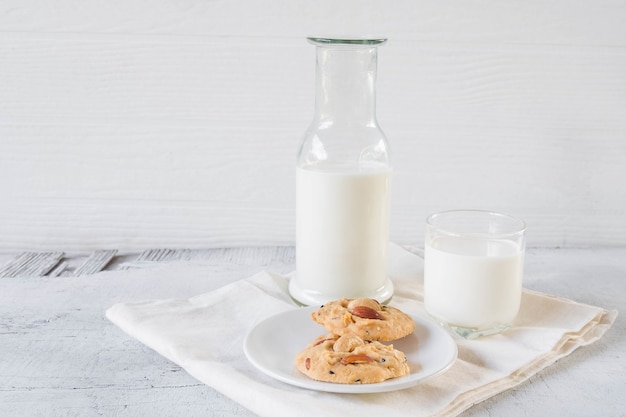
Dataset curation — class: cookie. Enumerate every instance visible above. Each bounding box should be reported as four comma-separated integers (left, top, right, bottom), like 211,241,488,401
311,297,416,341
295,333,410,384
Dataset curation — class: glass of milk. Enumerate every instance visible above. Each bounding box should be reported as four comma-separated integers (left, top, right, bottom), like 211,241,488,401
289,37,394,306
424,210,526,338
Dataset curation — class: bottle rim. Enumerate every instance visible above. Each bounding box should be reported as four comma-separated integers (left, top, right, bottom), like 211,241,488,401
307,37,387,47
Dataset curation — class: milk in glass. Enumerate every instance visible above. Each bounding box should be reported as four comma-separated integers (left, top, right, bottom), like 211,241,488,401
424,236,524,330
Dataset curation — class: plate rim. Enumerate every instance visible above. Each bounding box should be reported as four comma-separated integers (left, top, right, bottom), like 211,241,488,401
243,305,458,394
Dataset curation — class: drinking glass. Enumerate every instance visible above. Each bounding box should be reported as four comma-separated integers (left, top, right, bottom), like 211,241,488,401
424,210,526,338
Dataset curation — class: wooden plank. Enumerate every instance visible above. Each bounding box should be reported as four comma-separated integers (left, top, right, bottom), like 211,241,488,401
72,249,118,276
47,260,70,277
1,37,624,130
0,123,624,249
0,252,64,277
0,1,624,46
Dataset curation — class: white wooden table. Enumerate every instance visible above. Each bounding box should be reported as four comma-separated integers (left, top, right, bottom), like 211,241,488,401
0,246,624,417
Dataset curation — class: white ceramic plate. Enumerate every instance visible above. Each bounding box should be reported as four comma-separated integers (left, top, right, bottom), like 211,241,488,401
243,306,458,393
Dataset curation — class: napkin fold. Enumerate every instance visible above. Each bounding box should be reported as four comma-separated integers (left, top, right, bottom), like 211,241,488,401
106,245,617,417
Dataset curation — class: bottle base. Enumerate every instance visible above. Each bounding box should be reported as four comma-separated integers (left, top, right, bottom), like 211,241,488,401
288,277,394,306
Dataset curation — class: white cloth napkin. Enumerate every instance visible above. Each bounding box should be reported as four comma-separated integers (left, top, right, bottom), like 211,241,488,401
106,244,617,417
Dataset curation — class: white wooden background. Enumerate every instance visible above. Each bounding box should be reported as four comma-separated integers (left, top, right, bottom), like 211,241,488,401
1,0,625,251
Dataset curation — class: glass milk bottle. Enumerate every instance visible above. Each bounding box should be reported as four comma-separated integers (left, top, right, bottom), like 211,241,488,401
289,37,394,306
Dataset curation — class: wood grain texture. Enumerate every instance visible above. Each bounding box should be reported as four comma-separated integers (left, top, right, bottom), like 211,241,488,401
1,0,625,46
0,1,625,250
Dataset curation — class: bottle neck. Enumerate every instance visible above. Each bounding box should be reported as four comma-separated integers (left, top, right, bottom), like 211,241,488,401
314,46,379,126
